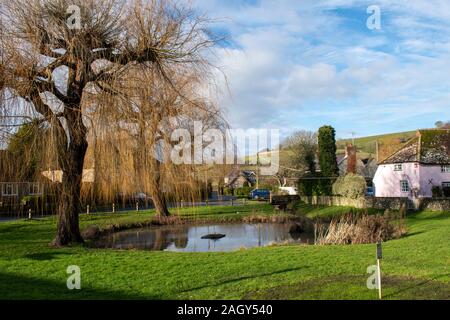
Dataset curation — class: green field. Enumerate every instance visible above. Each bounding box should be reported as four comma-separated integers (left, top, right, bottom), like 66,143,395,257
0,203,448,300
337,131,416,161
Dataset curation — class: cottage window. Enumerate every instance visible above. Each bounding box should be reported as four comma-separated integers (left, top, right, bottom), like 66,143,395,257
441,165,450,173
394,164,403,171
28,183,42,195
442,182,450,188
400,180,410,193
2,183,18,196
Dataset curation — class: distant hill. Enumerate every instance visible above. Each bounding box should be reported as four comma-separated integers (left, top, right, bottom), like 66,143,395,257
243,130,418,171
337,131,417,162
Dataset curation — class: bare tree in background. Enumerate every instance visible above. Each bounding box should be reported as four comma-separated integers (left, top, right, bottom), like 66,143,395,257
0,0,220,246
275,130,317,186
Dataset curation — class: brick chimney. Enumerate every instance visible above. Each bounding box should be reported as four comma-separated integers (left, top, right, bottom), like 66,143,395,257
346,144,357,174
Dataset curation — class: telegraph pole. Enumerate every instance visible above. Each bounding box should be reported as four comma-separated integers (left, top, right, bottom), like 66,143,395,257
256,152,260,189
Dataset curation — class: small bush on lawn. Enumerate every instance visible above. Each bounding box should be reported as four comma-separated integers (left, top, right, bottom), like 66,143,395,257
223,187,234,196
443,186,450,197
432,186,443,198
298,173,335,196
235,186,252,198
332,174,367,199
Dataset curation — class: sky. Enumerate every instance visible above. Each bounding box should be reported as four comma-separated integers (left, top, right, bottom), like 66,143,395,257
193,0,450,140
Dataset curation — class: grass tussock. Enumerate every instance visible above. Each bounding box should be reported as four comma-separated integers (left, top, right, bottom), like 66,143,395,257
315,212,407,245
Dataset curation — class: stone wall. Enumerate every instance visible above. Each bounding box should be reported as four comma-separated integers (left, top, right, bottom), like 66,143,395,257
418,198,450,211
365,197,410,210
299,196,365,208
300,195,450,211
299,196,409,210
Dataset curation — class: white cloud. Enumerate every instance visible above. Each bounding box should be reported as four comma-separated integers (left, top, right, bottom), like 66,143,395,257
195,0,450,138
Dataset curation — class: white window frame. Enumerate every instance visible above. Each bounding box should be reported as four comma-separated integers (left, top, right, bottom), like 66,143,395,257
28,183,42,196
2,183,19,196
400,180,410,193
442,182,450,188
441,165,450,173
394,164,403,172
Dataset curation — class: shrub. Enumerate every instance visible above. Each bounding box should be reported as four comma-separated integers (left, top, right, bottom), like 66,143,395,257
332,174,367,199
21,195,42,206
443,186,450,197
432,186,443,198
298,174,335,196
234,186,252,198
223,187,234,196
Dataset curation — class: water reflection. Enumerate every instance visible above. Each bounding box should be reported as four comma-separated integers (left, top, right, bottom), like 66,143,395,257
93,223,314,252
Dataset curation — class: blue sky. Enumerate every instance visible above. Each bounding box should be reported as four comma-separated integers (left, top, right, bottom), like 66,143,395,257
193,0,450,140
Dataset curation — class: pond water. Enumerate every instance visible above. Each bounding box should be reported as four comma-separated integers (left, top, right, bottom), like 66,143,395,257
93,223,314,252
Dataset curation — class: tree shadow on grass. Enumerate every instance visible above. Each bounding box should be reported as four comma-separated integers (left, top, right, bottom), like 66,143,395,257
402,231,425,239
243,274,450,300
383,274,450,299
178,266,310,294
24,252,74,261
408,212,450,221
0,272,154,300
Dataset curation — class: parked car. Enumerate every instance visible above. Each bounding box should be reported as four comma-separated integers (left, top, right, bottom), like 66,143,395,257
249,189,271,200
366,186,375,197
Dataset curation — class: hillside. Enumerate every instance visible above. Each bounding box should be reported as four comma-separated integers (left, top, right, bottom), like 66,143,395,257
243,130,418,171
337,131,417,161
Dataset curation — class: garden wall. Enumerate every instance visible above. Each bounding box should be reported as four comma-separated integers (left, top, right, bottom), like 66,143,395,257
418,198,450,211
299,195,450,211
299,196,409,211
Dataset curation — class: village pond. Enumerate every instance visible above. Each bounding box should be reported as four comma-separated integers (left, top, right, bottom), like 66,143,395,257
92,223,315,252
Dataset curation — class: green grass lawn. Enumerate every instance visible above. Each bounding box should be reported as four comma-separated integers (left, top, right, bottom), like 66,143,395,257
0,203,448,300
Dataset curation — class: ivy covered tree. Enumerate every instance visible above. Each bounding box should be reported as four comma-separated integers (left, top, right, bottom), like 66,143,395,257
317,125,338,195
318,125,338,176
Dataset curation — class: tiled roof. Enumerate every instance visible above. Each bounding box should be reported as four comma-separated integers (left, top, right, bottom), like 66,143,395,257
380,129,450,165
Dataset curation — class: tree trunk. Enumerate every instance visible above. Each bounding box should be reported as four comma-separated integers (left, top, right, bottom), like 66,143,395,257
151,187,170,217
53,118,88,246
149,159,170,217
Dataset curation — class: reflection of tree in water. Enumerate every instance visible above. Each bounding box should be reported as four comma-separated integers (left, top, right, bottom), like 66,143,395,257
151,226,189,250
99,223,317,251
101,226,189,251
173,232,189,249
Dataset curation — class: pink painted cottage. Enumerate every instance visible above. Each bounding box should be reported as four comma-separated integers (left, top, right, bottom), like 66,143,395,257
373,129,450,199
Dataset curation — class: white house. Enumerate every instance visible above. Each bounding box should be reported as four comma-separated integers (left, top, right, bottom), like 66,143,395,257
373,129,450,198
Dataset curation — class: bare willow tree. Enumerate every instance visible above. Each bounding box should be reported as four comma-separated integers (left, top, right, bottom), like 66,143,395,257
0,0,219,246
85,66,225,216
